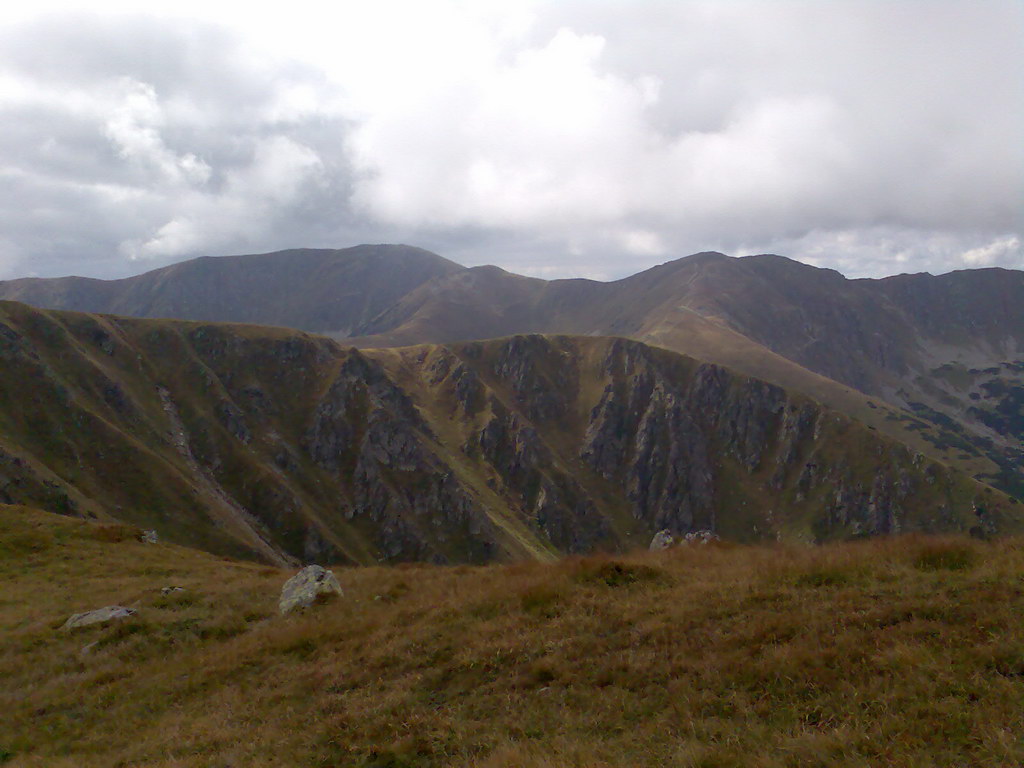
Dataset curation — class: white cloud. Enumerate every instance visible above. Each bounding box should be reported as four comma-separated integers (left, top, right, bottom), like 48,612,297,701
962,236,1022,268
103,78,212,187
0,0,1020,280
620,230,665,257
124,135,325,259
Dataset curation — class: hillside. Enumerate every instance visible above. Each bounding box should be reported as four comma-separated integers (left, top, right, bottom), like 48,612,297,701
5,504,1024,766
5,246,1018,502
0,245,461,336
0,301,1014,565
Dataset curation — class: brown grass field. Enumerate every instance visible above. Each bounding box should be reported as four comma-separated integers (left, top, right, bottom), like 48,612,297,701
3,503,1024,767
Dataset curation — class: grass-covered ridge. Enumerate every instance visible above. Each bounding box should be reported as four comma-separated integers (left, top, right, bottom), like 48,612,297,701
4,505,1024,767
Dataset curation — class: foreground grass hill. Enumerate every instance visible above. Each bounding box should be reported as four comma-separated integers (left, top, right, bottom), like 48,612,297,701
0,301,1016,564
4,505,1024,767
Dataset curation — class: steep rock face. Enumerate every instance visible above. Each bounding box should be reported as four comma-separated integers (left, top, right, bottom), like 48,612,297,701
0,301,1016,563
305,352,496,563
386,336,1018,549
491,334,579,423
572,338,964,541
469,395,606,553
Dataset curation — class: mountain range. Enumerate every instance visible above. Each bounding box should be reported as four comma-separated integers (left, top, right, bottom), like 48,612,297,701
0,245,1021,562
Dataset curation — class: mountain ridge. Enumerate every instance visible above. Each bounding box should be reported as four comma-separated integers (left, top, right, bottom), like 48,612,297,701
3,245,1021,504
1,301,1014,564
0,245,461,335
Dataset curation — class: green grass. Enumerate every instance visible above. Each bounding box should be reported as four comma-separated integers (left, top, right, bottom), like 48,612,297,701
5,505,1024,767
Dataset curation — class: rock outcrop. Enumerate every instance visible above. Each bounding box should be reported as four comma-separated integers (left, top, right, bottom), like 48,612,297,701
62,606,136,630
279,565,344,614
649,530,675,550
682,530,720,545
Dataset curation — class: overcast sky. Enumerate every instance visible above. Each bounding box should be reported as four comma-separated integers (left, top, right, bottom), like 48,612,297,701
0,0,1021,282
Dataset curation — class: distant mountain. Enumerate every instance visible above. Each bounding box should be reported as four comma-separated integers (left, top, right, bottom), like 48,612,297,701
0,245,461,335
1,302,1012,564
3,246,1022,499
346,251,1024,500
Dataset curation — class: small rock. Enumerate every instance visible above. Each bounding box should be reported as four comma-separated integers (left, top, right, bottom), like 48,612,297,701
160,586,184,595
279,565,343,614
140,530,159,544
62,605,136,631
649,529,675,550
683,530,720,545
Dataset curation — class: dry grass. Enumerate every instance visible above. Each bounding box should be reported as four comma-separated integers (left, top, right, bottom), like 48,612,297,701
3,504,1024,766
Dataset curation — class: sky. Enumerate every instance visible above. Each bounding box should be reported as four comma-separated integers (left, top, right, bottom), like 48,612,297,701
0,0,1021,282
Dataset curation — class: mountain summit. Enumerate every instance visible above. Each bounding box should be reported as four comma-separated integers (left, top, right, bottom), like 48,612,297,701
0,245,460,335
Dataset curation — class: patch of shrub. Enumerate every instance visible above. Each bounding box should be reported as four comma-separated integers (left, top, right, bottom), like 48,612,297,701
153,590,196,611
90,524,143,543
528,660,558,685
361,750,420,768
979,642,1024,678
795,568,850,588
360,738,435,768
1,528,54,555
467,599,506,620
95,617,152,650
197,615,249,641
376,581,410,604
163,618,201,641
968,526,989,541
913,543,978,572
574,559,666,588
277,636,318,659
519,584,565,617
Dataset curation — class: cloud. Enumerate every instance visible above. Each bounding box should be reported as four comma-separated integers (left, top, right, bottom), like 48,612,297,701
340,1,1023,278
0,1,1020,280
962,236,1022,269
0,13,356,277
103,79,212,188
123,135,325,259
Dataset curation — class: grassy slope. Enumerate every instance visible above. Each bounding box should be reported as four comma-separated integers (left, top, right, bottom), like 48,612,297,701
5,505,1024,767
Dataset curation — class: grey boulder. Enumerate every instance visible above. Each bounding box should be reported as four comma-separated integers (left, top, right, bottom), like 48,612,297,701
62,605,137,631
649,529,675,550
279,565,343,614
683,530,720,545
